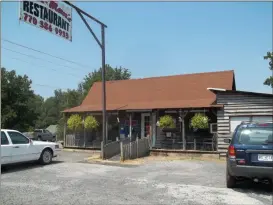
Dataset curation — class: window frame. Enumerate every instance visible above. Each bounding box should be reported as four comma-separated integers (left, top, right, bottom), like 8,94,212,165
7,131,30,145
1,131,10,145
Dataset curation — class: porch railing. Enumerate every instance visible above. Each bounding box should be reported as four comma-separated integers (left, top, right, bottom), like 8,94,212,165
101,140,120,159
153,133,218,151
120,137,150,161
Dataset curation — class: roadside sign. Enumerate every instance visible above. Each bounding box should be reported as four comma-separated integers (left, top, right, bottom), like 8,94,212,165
19,1,72,41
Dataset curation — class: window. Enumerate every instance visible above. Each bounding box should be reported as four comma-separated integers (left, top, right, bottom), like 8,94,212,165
1,131,9,145
34,130,42,133
8,131,29,144
237,126,273,145
45,130,50,133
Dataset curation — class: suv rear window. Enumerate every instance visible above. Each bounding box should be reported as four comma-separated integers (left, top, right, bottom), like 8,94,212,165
237,125,273,145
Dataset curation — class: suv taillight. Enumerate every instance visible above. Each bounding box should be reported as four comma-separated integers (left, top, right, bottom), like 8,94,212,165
228,145,236,159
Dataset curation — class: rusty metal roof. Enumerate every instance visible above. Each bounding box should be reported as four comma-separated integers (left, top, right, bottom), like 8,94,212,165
63,70,235,113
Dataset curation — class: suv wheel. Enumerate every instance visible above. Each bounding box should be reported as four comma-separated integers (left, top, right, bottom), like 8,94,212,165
226,168,236,188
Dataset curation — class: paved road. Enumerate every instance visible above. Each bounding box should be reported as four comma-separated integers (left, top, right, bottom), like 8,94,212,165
1,151,272,205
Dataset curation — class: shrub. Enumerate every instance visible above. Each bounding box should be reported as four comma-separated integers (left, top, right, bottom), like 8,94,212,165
67,114,82,131
190,113,209,129
158,115,175,128
84,116,99,130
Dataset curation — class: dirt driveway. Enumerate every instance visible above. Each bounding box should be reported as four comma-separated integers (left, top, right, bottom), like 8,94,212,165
1,150,272,205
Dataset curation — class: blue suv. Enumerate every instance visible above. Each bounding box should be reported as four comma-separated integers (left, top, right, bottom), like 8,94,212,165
224,122,273,188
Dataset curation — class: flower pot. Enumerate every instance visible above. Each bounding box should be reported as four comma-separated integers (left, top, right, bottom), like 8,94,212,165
162,127,178,133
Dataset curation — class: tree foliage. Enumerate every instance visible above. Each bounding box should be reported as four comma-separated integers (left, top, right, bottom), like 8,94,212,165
1,68,41,131
35,89,83,129
263,52,273,88
84,116,99,130
158,115,175,128
1,64,131,139
67,114,82,131
190,113,209,129
80,64,131,97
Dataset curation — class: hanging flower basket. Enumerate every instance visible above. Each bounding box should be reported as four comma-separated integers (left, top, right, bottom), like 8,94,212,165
190,113,209,130
67,114,82,131
158,115,178,133
84,116,99,130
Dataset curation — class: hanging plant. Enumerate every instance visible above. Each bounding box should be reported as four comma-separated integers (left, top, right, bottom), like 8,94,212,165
84,116,99,130
67,114,83,131
158,115,175,129
190,113,209,129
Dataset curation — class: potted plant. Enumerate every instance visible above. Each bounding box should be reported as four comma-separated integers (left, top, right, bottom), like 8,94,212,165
158,115,177,133
84,115,99,130
67,114,83,134
190,113,209,132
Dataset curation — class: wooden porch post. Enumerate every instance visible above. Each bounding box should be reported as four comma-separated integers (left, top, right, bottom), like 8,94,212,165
129,113,132,138
180,110,188,151
106,114,108,142
83,114,86,148
64,113,67,147
182,118,186,150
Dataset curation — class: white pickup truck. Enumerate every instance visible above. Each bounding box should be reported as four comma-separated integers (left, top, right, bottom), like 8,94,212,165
1,129,61,165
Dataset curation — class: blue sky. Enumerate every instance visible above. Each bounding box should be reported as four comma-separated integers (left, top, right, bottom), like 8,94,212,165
2,2,272,98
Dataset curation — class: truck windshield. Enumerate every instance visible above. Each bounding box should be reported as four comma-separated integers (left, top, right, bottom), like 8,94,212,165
237,126,273,145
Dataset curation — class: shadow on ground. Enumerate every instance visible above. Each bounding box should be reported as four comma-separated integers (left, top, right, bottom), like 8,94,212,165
1,160,64,174
79,159,139,168
234,180,273,195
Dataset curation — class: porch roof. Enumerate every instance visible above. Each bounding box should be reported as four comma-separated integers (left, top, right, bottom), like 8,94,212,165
63,101,223,113
64,70,233,113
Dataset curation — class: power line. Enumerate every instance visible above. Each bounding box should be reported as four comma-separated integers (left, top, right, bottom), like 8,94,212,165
2,47,89,72
33,83,72,90
2,38,91,69
4,56,84,79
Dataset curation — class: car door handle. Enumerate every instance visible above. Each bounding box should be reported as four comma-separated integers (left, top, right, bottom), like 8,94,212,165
13,146,19,148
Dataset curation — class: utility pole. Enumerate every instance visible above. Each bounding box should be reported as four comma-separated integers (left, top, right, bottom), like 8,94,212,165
63,1,108,146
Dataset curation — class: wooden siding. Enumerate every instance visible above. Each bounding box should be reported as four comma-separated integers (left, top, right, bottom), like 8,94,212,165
216,93,273,153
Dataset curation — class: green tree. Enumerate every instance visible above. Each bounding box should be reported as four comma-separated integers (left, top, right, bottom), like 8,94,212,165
35,89,83,129
264,52,273,88
1,68,39,131
80,64,131,97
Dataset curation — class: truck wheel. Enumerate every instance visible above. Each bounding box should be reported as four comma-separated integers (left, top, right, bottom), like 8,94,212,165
39,149,53,165
226,169,236,188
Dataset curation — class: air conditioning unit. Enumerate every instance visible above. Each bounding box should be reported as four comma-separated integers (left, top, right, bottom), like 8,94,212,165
210,123,217,134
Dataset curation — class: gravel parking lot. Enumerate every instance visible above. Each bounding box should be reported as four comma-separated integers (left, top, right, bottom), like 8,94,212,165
1,151,272,205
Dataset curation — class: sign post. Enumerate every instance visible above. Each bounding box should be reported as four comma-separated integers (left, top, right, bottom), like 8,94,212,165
19,1,108,148
63,1,108,147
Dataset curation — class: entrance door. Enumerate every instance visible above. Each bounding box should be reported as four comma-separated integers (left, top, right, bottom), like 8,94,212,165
141,113,151,137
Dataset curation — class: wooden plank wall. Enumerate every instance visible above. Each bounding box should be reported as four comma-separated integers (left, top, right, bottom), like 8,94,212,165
216,93,273,153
